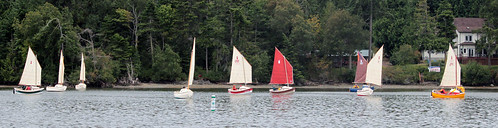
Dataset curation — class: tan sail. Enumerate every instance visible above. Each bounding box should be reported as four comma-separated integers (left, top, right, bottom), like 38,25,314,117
19,47,42,86
187,38,196,89
57,50,64,84
440,45,461,87
229,46,252,84
80,53,85,81
365,45,383,86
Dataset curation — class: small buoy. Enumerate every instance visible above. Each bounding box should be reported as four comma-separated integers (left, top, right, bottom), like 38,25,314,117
211,95,216,111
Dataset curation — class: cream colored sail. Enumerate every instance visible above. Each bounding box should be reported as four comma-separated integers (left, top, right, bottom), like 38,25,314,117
80,53,85,81
229,46,252,84
19,47,42,86
365,45,383,86
57,50,64,84
440,45,461,87
187,38,196,88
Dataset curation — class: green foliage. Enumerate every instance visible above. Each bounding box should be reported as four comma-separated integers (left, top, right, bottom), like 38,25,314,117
462,61,492,86
150,44,183,82
0,0,493,86
390,44,420,65
384,65,427,84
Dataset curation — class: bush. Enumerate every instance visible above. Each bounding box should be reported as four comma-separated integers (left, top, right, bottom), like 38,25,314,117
390,44,420,65
330,68,355,83
462,61,492,86
383,64,443,84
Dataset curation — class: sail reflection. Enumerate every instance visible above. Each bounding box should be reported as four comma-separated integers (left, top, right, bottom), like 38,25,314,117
271,94,292,110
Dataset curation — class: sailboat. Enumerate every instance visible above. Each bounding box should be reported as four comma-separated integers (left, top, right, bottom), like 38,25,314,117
357,45,383,96
349,52,374,92
13,47,45,94
75,53,86,90
431,44,465,98
269,47,295,94
46,50,67,92
174,38,196,99
228,46,253,94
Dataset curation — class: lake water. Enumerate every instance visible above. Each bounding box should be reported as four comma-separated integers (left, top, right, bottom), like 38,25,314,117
1,89,497,127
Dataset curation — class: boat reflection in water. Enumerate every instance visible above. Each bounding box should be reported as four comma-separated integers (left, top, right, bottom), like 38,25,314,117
271,94,293,111
440,98,463,122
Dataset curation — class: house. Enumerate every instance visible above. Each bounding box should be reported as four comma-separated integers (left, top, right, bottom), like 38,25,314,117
422,18,485,61
453,18,485,58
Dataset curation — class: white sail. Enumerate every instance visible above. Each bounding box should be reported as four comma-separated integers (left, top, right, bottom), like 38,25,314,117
187,38,196,88
440,45,461,87
365,45,384,86
229,46,252,84
19,47,42,86
57,50,64,84
80,53,85,81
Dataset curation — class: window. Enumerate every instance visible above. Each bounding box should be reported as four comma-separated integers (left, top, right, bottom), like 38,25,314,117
465,35,472,41
464,49,466,53
469,49,474,57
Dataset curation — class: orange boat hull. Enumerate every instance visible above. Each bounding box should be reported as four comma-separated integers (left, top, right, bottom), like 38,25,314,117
431,91,465,99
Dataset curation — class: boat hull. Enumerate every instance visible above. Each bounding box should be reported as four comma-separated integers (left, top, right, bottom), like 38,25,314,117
357,87,373,96
228,87,253,94
13,87,44,94
75,83,87,91
431,91,465,99
174,88,193,99
46,84,67,92
349,86,374,92
269,86,295,94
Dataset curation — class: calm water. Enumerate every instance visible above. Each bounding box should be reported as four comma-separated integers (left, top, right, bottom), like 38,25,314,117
1,90,497,127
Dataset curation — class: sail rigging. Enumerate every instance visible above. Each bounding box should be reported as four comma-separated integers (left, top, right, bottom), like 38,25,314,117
58,50,64,84
365,45,383,86
229,46,252,84
354,52,368,83
187,38,196,89
19,47,42,86
270,47,293,85
440,45,461,87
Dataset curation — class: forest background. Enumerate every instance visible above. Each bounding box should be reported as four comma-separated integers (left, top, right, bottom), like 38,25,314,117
0,0,497,87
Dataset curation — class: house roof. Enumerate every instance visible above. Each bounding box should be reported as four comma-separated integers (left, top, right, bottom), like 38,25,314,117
454,18,485,33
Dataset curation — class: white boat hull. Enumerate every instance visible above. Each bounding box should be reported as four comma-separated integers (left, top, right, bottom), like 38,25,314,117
357,87,373,96
269,86,295,94
174,88,193,99
13,86,44,94
46,84,67,92
228,86,253,94
75,83,87,91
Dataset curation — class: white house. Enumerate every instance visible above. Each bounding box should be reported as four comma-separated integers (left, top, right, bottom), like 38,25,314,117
453,18,485,58
422,18,485,61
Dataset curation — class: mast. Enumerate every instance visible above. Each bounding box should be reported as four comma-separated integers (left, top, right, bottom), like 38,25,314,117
242,54,246,86
284,56,289,86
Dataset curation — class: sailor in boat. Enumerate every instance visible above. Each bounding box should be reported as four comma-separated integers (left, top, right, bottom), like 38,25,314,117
438,89,447,94
232,85,237,90
449,88,461,94
272,86,277,91
352,84,360,89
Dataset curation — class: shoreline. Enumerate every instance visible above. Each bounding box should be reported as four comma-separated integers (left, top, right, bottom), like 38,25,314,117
2,83,497,90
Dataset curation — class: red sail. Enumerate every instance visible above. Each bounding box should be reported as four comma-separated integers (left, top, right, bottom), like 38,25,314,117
270,47,294,84
354,52,368,83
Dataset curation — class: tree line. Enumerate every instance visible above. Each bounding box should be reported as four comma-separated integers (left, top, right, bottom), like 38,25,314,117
0,0,497,87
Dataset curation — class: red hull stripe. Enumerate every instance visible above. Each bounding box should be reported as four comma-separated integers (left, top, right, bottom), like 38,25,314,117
229,88,253,94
